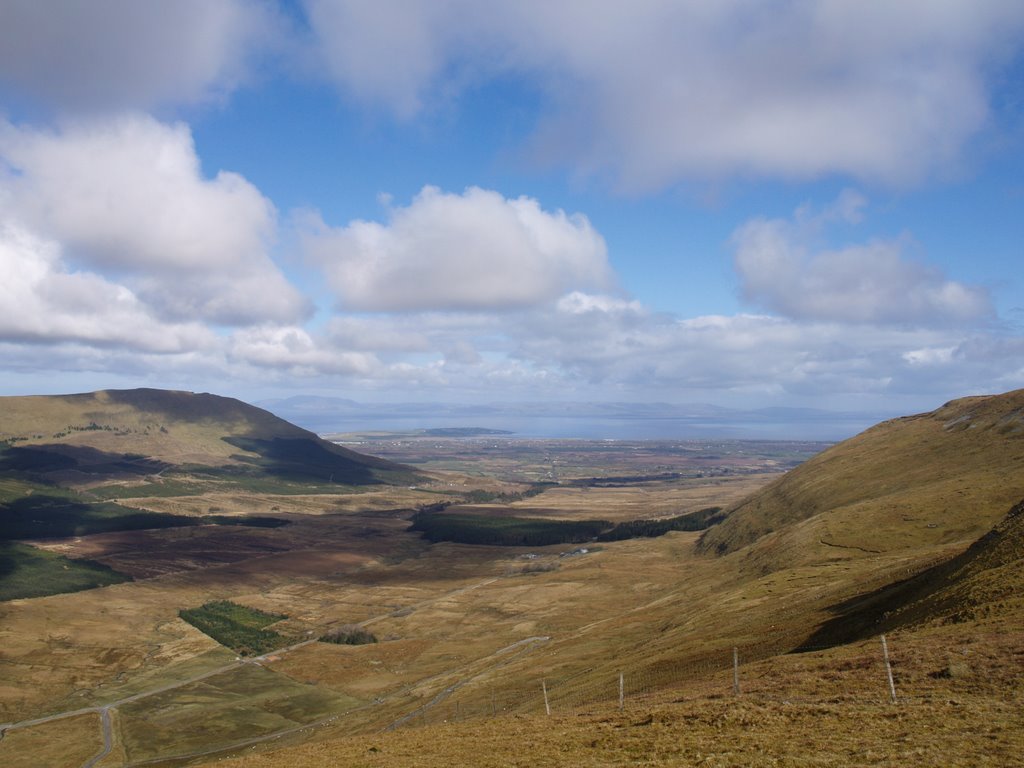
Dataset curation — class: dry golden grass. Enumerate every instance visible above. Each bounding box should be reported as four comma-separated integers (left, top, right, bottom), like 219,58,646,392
212,697,1023,768
112,486,446,519
701,389,1024,572
4,393,1024,767
212,619,1024,768
0,713,102,768
3,502,997,764
0,390,259,466
506,474,775,522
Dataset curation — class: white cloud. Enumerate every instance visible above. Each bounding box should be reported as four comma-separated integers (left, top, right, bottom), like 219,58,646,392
903,347,956,366
0,219,214,352
302,186,613,312
510,300,1013,402
732,197,993,326
556,292,644,316
3,2,1020,189
300,0,1024,187
0,0,276,110
228,325,380,375
301,0,460,119
0,114,309,325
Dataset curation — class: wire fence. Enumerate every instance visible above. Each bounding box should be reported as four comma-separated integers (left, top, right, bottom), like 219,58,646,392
390,628,1024,729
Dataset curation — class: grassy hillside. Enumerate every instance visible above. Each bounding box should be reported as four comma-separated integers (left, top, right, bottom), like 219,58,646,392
698,389,1024,571
193,393,1024,767
0,388,419,600
0,388,411,488
800,495,1024,648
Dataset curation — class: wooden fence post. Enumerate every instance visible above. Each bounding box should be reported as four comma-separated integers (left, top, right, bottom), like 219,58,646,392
880,635,898,704
542,680,551,716
619,672,625,711
733,647,740,695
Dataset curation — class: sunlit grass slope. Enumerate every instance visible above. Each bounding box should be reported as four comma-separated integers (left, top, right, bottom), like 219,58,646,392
698,389,1024,571
0,388,410,486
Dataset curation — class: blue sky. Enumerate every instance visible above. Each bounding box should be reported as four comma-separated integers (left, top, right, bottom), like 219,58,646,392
1,0,1023,423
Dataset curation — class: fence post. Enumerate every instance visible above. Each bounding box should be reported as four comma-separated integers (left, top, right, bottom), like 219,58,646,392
619,672,625,711
542,680,551,716
733,647,740,695
880,635,898,704
491,688,497,717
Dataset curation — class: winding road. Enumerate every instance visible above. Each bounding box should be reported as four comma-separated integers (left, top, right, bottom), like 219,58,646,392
81,708,112,768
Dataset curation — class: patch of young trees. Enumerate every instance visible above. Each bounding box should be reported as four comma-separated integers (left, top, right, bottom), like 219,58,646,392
596,507,725,541
320,624,378,645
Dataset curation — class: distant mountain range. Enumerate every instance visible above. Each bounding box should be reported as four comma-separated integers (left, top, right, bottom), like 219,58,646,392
257,395,890,441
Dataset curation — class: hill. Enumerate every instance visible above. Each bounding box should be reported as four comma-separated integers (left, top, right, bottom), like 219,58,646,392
697,389,1024,572
2,391,1023,766
195,390,1024,767
799,495,1024,648
0,389,419,569
0,388,408,489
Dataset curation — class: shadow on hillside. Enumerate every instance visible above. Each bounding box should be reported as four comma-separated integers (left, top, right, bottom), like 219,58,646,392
0,443,168,477
796,497,1024,652
222,436,381,485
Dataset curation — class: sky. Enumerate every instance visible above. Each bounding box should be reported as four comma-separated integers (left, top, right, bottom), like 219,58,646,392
1,0,1023,427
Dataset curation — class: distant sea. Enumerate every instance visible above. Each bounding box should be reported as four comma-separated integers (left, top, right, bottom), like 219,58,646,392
259,398,887,442
342,416,875,441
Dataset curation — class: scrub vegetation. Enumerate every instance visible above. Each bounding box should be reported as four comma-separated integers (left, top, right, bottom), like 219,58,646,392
319,625,378,645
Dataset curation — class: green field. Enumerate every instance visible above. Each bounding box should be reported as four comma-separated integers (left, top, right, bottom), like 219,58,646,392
179,600,290,656
0,542,129,601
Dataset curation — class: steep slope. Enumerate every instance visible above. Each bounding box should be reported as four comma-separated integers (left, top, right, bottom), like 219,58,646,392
800,495,1024,647
697,389,1024,571
0,388,408,486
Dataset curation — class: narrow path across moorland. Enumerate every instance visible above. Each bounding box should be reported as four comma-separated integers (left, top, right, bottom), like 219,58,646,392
81,708,112,768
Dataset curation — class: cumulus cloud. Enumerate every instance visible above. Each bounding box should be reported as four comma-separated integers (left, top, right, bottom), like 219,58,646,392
732,197,993,326
0,219,213,351
0,114,309,325
0,0,276,110
300,0,1024,187
302,186,613,312
228,325,380,375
